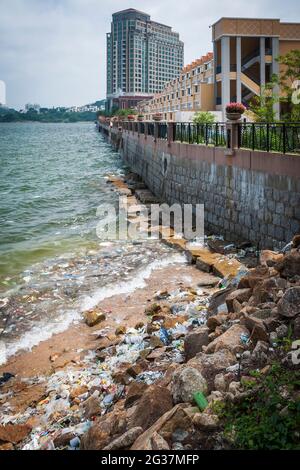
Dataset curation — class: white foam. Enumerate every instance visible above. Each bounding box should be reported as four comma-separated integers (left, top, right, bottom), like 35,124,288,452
80,253,186,311
0,253,187,365
0,309,81,366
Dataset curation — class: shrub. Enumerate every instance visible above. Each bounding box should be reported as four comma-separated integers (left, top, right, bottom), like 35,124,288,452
192,111,216,124
216,363,300,450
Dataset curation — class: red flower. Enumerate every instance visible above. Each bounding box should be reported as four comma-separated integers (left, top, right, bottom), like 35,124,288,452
226,102,246,114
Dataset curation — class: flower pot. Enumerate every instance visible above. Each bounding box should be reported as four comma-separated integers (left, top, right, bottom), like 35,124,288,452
137,116,144,122
226,112,242,121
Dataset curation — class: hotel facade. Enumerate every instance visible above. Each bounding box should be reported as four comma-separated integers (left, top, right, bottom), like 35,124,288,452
106,9,184,112
137,53,214,121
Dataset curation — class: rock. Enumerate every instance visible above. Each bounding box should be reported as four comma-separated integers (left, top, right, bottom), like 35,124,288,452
241,314,269,342
192,412,220,431
0,424,31,444
80,407,127,450
84,309,106,327
276,324,289,339
260,250,284,267
150,432,170,450
83,395,101,419
277,287,300,318
131,404,194,450
187,349,236,392
228,381,242,395
238,266,271,289
149,336,164,348
214,373,227,392
54,431,76,448
70,385,88,400
184,327,210,360
292,235,300,249
146,347,167,361
103,427,143,450
225,289,252,312
126,363,145,378
112,370,131,385
115,325,126,335
293,316,300,338
80,430,110,450
163,315,188,329
205,324,249,354
275,251,300,278
125,382,148,409
145,304,161,316
128,385,173,431
207,314,227,331
135,322,145,330
171,367,207,404
0,443,14,451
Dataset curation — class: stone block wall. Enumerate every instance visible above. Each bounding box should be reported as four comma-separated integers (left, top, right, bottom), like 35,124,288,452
109,128,300,249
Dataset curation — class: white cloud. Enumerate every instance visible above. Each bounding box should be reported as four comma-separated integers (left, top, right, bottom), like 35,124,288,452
0,0,298,108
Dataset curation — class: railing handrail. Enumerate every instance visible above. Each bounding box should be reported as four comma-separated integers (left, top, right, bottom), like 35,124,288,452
98,120,300,155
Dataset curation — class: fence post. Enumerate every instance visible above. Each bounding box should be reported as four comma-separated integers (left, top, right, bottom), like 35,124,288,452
154,122,159,142
167,122,175,146
224,121,240,156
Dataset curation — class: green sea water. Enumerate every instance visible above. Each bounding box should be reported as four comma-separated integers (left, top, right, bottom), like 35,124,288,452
0,122,124,287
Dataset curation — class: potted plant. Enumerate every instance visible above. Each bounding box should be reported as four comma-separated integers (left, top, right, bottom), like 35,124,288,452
226,102,246,121
137,114,144,122
127,114,136,121
153,113,162,121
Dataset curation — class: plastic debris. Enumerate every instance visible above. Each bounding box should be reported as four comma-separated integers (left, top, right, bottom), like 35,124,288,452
193,391,208,411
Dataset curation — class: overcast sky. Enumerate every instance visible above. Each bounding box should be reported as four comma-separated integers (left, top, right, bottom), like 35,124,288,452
0,0,298,109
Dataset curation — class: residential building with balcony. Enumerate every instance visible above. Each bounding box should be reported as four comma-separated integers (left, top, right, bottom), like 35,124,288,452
106,9,184,112
212,18,300,118
137,53,215,121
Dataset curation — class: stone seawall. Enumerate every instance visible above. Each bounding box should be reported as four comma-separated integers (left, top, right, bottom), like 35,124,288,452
106,127,300,249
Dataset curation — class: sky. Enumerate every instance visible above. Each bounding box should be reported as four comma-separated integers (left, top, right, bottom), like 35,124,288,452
0,0,299,109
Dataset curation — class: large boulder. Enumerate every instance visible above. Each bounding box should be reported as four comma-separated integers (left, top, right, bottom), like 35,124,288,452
171,367,207,404
205,324,249,354
103,427,143,450
128,385,173,431
275,251,300,278
184,327,210,360
187,349,236,392
238,266,271,289
225,289,252,312
131,404,194,450
277,287,300,318
80,407,127,450
125,381,148,409
0,424,31,444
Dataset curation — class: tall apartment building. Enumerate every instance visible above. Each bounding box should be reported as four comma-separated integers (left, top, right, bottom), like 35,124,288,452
212,18,300,118
138,53,214,121
106,9,184,112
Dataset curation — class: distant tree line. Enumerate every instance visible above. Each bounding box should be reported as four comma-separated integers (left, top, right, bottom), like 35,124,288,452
0,107,98,123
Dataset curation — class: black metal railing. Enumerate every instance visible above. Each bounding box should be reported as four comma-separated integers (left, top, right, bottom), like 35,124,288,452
174,122,227,147
238,122,300,154
107,121,300,154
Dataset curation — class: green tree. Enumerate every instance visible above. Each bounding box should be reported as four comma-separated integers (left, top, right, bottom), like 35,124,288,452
114,108,137,117
249,80,278,122
192,111,216,124
276,49,300,121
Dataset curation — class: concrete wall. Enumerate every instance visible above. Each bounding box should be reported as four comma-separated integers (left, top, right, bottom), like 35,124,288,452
107,127,300,249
